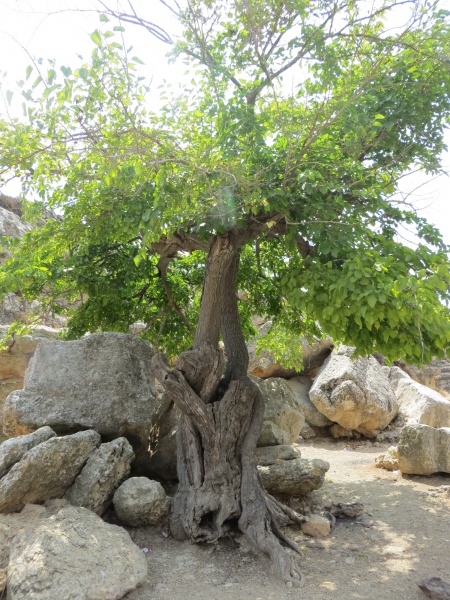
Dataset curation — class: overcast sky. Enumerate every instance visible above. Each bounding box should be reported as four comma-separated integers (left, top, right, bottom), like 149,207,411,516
0,0,449,246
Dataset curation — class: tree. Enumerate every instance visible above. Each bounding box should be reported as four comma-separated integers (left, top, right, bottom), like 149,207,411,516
1,0,450,583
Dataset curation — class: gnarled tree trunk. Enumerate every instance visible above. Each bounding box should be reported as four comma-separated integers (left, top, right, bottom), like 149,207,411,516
152,232,305,585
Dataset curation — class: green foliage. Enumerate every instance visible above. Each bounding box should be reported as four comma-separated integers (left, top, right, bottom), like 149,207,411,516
1,0,450,365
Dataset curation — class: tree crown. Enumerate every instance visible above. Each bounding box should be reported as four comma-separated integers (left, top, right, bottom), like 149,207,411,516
1,0,450,364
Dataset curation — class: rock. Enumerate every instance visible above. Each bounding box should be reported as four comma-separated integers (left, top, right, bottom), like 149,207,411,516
65,437,134,515
286,376,333,427
258,421,291,446
329,423,358,439
0,330,60,433
6,505,148,600
251,376,305,446
395,379,450,427
325,502,364,518
0,430,100,513
398,357,450,398
310,346,398,437
376,428,402,443
301,514,331,537
418,577,450,600
113,477,171,527
383,366,411,392
300,422,316,440
2,333,156,465
0,426,56,479
247,323,333,379
0,204,32,246
258,457,329,495
374,446,399,471
397,424,450,475
255,445,300,466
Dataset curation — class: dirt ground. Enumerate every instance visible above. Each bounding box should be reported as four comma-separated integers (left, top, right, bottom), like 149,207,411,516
124,438,450,600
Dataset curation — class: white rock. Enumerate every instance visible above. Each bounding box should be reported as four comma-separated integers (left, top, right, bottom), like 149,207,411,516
65,437,134,515
395,379,450,427
113,477,171,527
6,505,148,600
397,424,450,475
310,346,398,437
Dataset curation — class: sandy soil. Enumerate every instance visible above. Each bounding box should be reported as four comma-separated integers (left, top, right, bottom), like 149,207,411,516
124,438,450,600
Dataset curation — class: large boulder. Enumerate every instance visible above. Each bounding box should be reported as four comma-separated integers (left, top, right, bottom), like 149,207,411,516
2,333,156,465
309,346,398,437
286,376,333,427
6,505,148,600
113,477,171,527
251,376,305,446
0,430,100,513
258,457,329,495
397,424,450,475
0,426,56,479
65,437,134,515
395,379,450,427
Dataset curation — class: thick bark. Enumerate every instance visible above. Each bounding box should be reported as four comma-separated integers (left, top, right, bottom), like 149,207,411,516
152,232,304,585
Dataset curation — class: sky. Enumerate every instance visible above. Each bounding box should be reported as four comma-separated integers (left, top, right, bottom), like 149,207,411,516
0,0,449,246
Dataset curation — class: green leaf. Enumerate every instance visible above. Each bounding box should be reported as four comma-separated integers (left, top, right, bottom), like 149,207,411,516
5,90,13,105
367,295,377,308
90,30,102,47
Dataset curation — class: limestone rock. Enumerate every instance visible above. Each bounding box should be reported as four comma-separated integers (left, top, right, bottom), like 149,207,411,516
251,376,305,446
299,422,316,440
258,421,291,446
374,446,399,471
301,514,331,537
0,205,32,245
397,424,450,475
395,379,450,427
287,376,333,427
6,505,148,600
0,430,100,513
383,366,411,392
255,445,300,466
113,477,171,527
0,426,56,479
397,357,450,397
65,437,134,515
258,457,329,495
2,333,156,464
310,346,398,437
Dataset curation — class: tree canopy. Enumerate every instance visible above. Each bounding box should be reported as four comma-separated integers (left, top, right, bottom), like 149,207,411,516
1,0,450,364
